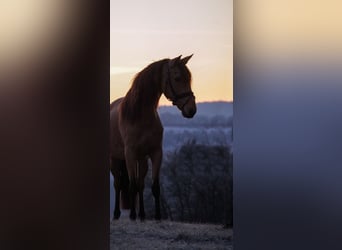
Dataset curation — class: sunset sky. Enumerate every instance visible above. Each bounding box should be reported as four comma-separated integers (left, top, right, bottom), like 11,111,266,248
110,0,233,106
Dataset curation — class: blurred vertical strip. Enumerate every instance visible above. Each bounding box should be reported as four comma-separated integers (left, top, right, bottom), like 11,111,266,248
234,1,342,250
0,1,109,250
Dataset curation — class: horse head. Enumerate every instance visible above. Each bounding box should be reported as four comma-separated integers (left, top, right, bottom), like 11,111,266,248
163,55,197,118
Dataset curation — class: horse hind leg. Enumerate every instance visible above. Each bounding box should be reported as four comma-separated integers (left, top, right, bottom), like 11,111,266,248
111,159,123,220
125,150,138,221
113,184,121,220
138,159,148,221
151,149,162,220
120,160,130,210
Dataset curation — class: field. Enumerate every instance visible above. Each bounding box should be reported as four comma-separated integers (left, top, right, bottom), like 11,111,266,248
110,212,233,250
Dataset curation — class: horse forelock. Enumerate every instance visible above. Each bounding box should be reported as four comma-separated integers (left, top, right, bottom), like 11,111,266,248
121,59,168,122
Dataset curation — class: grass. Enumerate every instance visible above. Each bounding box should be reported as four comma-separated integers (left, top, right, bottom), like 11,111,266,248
110,211,233,250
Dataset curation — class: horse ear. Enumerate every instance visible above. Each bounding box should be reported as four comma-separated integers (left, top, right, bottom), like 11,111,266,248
181,54,193,65
169,55,182,67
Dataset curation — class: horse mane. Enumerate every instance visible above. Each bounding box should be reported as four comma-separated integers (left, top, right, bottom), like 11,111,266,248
120,59,169,122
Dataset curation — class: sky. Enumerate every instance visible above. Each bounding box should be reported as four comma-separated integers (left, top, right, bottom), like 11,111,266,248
110,0,233,105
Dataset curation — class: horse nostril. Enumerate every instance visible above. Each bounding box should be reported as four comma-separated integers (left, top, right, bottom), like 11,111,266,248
188,108,196,117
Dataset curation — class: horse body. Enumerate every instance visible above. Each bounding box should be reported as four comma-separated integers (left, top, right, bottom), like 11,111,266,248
110,55,196,221
110,98,125,159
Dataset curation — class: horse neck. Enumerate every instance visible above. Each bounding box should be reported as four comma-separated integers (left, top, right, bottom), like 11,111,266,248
136,69,162,112
123,62,165,121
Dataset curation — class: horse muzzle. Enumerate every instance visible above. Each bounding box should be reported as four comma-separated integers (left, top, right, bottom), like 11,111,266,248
182,106,196,118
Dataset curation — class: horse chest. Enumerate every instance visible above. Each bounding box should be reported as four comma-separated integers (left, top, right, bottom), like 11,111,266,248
140,128,162,145
122,124,163,157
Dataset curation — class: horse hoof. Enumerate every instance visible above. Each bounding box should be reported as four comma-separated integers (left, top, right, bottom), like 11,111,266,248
129,212,136,221
113,211,121,220
155,214,161,221
139,213,145,222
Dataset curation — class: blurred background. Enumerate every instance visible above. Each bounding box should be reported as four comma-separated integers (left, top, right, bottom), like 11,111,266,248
0,1,109,249
234,1,342,249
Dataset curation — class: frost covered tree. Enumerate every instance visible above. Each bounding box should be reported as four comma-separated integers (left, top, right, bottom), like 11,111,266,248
161,141,233,226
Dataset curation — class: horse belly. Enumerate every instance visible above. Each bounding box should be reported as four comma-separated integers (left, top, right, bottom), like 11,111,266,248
111,140,125,159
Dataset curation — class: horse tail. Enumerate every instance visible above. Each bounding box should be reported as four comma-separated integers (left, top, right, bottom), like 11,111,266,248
120,162,130,209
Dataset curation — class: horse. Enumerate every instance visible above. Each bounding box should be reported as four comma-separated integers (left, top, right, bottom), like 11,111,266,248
110,55,196,221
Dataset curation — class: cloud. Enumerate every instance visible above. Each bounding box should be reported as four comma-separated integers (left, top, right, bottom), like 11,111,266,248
110,29,230,36
110,66,140,75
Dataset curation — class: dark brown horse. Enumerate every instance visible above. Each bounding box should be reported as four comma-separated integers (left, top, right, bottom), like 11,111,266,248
110,55,196,221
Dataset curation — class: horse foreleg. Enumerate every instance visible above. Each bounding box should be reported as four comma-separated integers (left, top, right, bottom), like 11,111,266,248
138,189,145,221
138,159,148,221
128,179,137,220
151,149,162,220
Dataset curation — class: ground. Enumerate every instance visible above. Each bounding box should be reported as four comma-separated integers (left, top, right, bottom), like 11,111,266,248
110,211,233,250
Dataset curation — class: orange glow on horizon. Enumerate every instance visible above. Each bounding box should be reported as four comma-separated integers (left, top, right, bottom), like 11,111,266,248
110,0,233,104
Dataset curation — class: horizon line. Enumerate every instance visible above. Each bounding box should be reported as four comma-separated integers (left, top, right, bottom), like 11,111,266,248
158,100,233,107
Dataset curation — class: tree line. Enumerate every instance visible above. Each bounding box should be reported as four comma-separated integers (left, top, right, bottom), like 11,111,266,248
143,141,233,227
160,113,233,128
